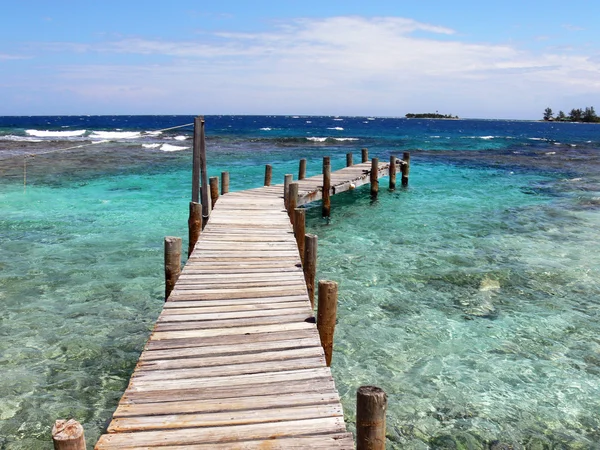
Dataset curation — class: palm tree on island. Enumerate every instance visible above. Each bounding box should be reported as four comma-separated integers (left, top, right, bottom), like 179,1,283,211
543,106,600,122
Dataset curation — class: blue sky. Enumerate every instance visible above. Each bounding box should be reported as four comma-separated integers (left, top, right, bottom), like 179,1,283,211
1,0,599,118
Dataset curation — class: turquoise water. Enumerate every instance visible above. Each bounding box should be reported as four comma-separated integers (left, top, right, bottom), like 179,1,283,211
1,117,600,448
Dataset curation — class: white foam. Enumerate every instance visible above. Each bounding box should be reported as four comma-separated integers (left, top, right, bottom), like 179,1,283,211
306,121,312,124
367,117,376,121
1,135,43,142
260,127,272,131
142,144,161,149
545,152,556,155
90,131,141,139
333,118,344,121
334,138,359,141
160,144,188,152
145,131,163,136
327,127,344,131
26,129,86,137
173,135,188,141
479,136,494,140
307,137,328,142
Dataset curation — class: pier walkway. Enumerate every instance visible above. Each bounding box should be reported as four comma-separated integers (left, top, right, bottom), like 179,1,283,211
95,160,399,449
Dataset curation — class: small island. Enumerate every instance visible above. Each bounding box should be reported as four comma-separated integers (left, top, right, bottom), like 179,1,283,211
405,112,459,119
543,106,600,123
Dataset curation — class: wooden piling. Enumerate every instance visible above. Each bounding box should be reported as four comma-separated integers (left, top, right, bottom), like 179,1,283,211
197,117,210,223
402,151,410,186
264,164,272,186
287,182,298,222
362,148,369,163
164,236,182,301
370,157,379,197
299,158,307,180
293,208,306,265
283,174,293,209
389,155,397,190
209,176,219,208
346,152,353,167
322,156,331,217
221,171,229,195
317,280,338,367
52,419,85,450
187,202,202,258
356,386,388,450
191,119,201,203
304,234,317,309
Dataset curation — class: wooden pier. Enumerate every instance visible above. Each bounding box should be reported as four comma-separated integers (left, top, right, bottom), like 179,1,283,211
92,156,403,449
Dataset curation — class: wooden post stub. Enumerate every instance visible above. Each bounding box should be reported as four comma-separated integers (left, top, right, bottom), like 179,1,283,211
322,156,331,218
402,152,410,186
288,182,298,222
317,280,338,367
346,153,353,167
304,234,317,310
356,386,388,450
52,419,85,450
299,158,307,180
370,157,379,197
283,174,293,209
192,118,201,203
221,171,230,195
209,176,219,208
389,155,397,190
164,236,182,301
361,148,369,163
293,208,306,265
188,202,202,258
198,117,210,221
264,164,273,186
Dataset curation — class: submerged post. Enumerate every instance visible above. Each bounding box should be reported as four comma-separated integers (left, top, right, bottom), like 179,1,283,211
362,148,369,163
389,155,397,190
293,208,306,265
322,156,331,217
164,236,182,301
304,234,317,309
209,176,219,208
356,386,388,450
221,171,230,195
402,151,410,186
370,157,379,197
196,117,210,223
346,152,353,167
283,174,293,209
52,419,85,450
317,280,338,367
264,164,272,186
188,202,202,257
299,158,307,180
288,182,298,222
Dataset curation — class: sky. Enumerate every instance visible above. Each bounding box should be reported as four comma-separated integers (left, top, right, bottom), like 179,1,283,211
1,0,600,119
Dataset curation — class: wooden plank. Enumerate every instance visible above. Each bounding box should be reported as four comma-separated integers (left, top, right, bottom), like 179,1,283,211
153,313,314,332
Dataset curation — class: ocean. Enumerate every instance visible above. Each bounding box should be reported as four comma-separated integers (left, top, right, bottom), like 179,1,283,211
1,115,599,449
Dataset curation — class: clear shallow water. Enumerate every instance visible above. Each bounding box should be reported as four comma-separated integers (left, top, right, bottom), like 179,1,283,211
1,116,600,448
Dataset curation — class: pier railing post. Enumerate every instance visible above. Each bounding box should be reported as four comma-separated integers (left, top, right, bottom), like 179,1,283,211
197,116,210,225
371,157,379,197
264,164,272,186
389,155,397,190
322,156,331,217
209,176,219,209
402,152,410,186
52,419,86,450
346,152,353,167
299,158,307,180
287,183,298,223
164,236,182,301
293,208,306,265
188,202,202,257
221,171,229,195
192,119,201,203
304,234,317,309
317,280,338,367
283,174,293,209
362,148,369,163
356,386,388,450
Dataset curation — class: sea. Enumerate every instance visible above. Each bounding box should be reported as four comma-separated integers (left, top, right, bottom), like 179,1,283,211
1,115,600,449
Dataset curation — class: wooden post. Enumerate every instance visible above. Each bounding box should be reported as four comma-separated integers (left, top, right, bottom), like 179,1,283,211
283,174,293,209
317,280,338,367
322,156,331,218
209,176,219,208
288,182,298,222
221,171,230,195
188,202,202,258
402,151,410,186
164,236,182,301
197,117,210,224
362,148,369,163
356,386,388,450
304,234,317,310
299,158,307,180
389,155,397,190
370,157,379,197
192,118,201,203
264,164,272,186
346,152,353,167
293,208,306,265
52,419,85,450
